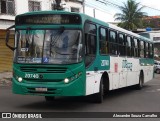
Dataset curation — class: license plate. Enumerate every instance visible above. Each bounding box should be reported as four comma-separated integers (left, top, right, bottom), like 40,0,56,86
35,88,47,92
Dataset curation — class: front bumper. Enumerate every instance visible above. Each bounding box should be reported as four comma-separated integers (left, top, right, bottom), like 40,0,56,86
12,77,85,96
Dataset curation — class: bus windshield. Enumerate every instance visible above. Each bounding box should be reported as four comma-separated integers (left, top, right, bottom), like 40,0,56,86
15,29,82,64
138,33,150,39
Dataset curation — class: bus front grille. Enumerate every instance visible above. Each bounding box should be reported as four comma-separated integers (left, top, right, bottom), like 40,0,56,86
20,66,67,73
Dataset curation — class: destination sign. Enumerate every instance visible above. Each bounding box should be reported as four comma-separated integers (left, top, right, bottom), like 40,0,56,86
15,14,81,25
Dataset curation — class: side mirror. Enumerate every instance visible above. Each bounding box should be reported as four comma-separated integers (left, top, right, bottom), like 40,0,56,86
5,25,16,51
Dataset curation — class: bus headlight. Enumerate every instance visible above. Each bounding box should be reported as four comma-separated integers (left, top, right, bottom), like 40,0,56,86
64,72,82,84
64,78,69,83
18,77,23,82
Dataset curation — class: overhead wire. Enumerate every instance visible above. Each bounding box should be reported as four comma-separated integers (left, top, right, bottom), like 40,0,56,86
84,0,114,15
95,0,160,15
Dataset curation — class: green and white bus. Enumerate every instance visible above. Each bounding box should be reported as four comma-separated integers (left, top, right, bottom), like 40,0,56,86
6,11,154,103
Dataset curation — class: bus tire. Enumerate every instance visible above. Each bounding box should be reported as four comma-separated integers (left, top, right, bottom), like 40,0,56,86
156,69,160,74
93,79,104,103
45,96,55,101
135,72,144,90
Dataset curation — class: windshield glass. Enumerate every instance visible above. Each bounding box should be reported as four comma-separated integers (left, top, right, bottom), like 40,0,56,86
139,33,150,39
15,29,82,64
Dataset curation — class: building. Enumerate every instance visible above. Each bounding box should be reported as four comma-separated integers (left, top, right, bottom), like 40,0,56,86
0,0,113,72
0,0,84,72
143,16,160,29
0,0,84,29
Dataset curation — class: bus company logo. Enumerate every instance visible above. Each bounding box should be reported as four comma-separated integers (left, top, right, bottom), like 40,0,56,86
122,60,133,70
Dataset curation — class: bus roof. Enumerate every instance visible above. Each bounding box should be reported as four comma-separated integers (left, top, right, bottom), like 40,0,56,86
79,12,153,43
17,10,78,16
139,31,160,33
16,10,153,43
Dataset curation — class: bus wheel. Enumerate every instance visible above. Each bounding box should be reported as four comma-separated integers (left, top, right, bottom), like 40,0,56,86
45,96,55,101
94,79,104,103
135,73,144,90
156,69,160,74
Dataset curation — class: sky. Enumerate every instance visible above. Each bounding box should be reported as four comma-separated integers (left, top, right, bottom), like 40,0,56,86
121,0,160,15
84,0,160,22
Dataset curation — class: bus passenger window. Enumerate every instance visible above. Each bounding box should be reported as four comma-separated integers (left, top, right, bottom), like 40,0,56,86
85,35,96,54
134,39,138,57
84,22,97,67
109,31,118,55
118,33,125,56
126,36,132,57
143,42,146,58
131,38,135,57
149,43,153,58
137,39,140,57
145,42,149,58
99,28,108,55
140,41,144,58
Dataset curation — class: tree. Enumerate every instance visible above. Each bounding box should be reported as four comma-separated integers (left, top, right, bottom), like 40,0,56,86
114,0,147,30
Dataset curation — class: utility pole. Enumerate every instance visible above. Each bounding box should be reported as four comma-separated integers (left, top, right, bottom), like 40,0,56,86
55,0,63,10
93,8,96,18
82,0,85,14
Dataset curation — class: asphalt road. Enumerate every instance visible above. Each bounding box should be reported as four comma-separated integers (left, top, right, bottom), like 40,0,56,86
0,74,160,120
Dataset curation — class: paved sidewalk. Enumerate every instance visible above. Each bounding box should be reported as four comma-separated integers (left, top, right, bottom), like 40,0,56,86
0,72,12,86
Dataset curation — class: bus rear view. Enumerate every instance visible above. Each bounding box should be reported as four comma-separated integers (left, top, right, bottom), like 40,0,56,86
6,11,86,101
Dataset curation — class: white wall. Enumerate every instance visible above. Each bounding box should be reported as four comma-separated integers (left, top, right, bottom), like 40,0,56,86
0,20,14,29
84,0,114,22
40,0,51,11
0,15,15,20
16,0,52,15
84,6,94,17
0,0,51,29
0,0,114,29
63,1,83,12
15,0,28,15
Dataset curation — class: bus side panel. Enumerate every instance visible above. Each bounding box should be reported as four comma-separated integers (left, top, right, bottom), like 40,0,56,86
109,56,140,89
126,58,140,86
93,73,104,93
140,58,154,83
85,55,110,95
109,56,127,90
85,71,96,95
85,71,102,95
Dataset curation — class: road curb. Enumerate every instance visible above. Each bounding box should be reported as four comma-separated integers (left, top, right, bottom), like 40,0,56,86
0,72,12,87
0,78,12,87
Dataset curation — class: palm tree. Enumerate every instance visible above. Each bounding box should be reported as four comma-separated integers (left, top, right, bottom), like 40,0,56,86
114,0,147,30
